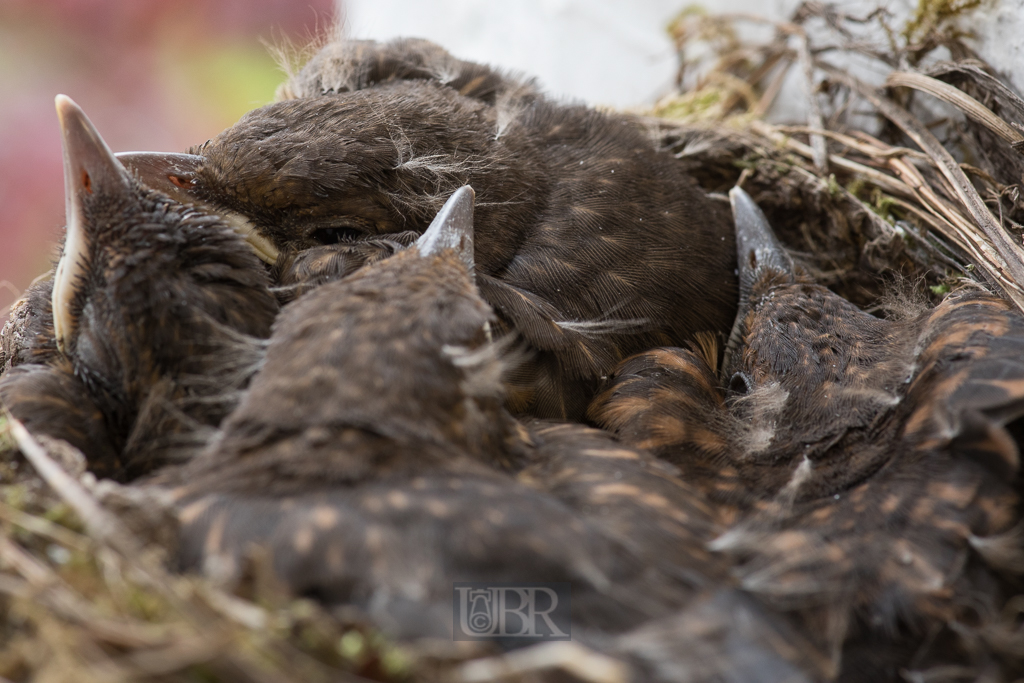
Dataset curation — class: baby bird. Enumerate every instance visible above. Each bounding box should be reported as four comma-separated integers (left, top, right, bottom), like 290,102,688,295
592,187,1024,680
0,97,279,479
118,38,738,420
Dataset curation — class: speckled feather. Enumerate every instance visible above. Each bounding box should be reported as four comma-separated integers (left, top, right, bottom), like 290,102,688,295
592,188,1024,678
169,235,695,644
520,420,729,577
0,277,60,372
165,195,830,678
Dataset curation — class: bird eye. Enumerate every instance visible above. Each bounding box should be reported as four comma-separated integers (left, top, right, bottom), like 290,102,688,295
312,226,366,245
729,371,753,396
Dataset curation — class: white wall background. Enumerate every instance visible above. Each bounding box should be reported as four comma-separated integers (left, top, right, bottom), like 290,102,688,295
338,0,802,108
969,0,1024,95
339,0,1024,114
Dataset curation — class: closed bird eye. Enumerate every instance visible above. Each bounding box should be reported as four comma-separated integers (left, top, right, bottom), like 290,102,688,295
312,226,367,245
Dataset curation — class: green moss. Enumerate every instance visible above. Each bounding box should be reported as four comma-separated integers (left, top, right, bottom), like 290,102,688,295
2,484,28,511
0,415,15,460
126,585,170,621
866,189,899,225
652,88,724,121
337,630,366,662
666,4,709,37
903,0,985,45
826,174,842,198
42,502,79,528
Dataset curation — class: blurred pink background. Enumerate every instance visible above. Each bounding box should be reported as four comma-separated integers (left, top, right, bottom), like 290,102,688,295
0,0,336,318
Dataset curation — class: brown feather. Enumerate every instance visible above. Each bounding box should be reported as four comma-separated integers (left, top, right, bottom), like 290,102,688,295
146,39,737,419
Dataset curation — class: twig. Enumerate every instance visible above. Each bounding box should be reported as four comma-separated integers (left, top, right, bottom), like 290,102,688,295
6,416,142,556
886,71,1024,146
779,125,929,162
0,535,180,651
749,120,913,199
752,56,794,117
891,211,972,275
887,156,1020,301
822,64,1024,300
795,30,829,174
727,47,792,115
459,641,630,683
925,60,1024,123
710,11,829,173
113,631,235,678
0,498,92,553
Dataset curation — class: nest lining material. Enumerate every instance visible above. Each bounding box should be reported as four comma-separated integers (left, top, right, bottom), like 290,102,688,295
4,2,1024,681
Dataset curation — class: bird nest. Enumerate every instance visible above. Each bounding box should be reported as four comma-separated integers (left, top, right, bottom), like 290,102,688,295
3,2,1024,682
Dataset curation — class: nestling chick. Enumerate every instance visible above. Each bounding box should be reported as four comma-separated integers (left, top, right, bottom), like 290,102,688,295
0,97,279,479
119,39,738,420
592,187,1024,679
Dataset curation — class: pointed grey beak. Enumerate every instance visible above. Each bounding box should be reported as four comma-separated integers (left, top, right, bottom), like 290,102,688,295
730,186,793,297
722,187,794,375
53,94,133,353
115,151,203,203
415,185,476,272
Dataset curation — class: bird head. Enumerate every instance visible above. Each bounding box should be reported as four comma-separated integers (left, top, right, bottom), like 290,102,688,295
197,185,522,494
721,187,1024,503
116,80,543,275
720,187,913,499
52,96,279,474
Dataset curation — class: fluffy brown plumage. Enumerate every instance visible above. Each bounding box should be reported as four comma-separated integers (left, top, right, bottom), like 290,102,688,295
0,97,279,479
592,187,1024,679
120,38,738,420
0,276,60,373
276,36,540,105
169,190,673,641
158,189,828,680
521,420,726,576
271,231,420,302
